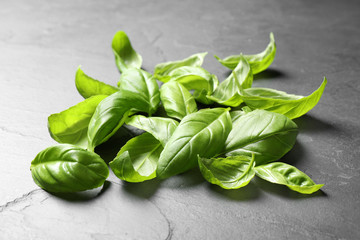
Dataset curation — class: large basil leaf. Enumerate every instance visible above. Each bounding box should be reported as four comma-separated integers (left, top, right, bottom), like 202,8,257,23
215,33,276,74
109,133,163,183
48,95,107,148
255,162,324,194
160,81,197,120
168,66,218,104
208,55,253,107
154,52,207,82
239,77,327,119
225,109,298,166
118,68,160,116
75,67,118,99
112,31,142,73
157,108,232,179
198,154,255,189
125,115,179,146
30,144,109,192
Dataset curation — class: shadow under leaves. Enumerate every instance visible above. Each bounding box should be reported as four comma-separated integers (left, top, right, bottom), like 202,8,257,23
208,181,261,201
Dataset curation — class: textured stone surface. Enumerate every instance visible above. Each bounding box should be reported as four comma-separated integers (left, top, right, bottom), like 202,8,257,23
1,0,360,239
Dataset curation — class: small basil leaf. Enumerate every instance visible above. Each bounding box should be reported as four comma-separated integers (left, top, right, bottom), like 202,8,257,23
154,52,207,82
239,77,327,119
112,31,142,73
215,33,276,74
157,108,232,179
198,154,255,189
118,68,160,116
225,109,298,166
30,144,109,192
208,55,253,107
160,81,198,120
75,67,118,99
109,133,163,183
48,95,107,148
125,115,179,146
255,162,324,194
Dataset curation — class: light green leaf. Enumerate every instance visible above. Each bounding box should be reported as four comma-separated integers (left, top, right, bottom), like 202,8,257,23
30,144,109,192
198,154,255,189
154,52,207,82
160,81,197,120
75,67,118,99
48,95,107,148
239,77,327,119
215,32,276,74
230,110,246,123
225,109,298,166
125,115,179,146
157,108,232,179
208,55,253,107
110,133,163,183
112,31,142,73
255,162,324,194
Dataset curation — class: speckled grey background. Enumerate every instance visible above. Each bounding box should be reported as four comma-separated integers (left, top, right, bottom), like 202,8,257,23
1,0,359,239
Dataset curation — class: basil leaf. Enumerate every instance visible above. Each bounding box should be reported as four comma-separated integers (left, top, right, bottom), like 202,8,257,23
30,144,109,192
125,115,179,146
168,66,218,104
239,77,327,119
229,110,246,123
215,33,276,74
48,95,107,148
118,68,160,116
112,31,142,73
225,109,298,166
255,162,324,194
198,154,255,189
154,52,207,82
208,55,253,107
160,81,198,120
75,67,118,99
109,133,163,183
157,108,232,179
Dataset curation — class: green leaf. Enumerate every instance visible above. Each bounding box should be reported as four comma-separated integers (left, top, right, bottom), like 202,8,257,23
239,77,327,119
125,115,179,146
198,154,255,189
109,133,163,183
224,109,298,166
48,95,107,148
168,66,218,104
157,108,232,179
154,52,207,82
112,31,142,73
118,68,160,116
30,144,109,192
215,32,276,74
75,67,118,99
229,110,246,123
208,55,253,107
255,162,324,194
160,81,198,120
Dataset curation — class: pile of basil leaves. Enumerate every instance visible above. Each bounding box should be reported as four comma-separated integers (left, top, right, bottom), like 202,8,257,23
31,31,326,194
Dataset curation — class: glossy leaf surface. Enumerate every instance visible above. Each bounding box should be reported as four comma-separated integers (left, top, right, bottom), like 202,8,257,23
48,95,107,148
31,144,109,192
160,81,197,120
239,77,327,119
208,55,253,107
215,33,276,74
198,154,255,189
112,31,142,72
75,67,118,99
110,133,163,182
225,109,298,166
157,108,232,179
255,162,324,194
125,115,179,146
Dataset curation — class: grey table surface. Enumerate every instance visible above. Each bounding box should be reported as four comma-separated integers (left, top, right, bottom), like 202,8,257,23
1,0,359,239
